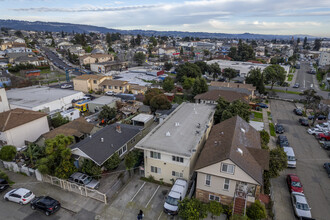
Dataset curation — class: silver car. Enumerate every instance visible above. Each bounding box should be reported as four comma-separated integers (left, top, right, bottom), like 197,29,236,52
291,192,312,218
68,172,100,189
4,188,35,205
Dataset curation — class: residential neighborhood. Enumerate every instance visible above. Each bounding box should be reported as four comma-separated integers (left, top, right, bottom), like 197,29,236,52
0,21,329,220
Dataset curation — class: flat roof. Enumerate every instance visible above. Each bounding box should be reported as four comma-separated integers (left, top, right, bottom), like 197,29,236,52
132,113,153,123
136,103,215,157
7,86,84,109
88,96,120,105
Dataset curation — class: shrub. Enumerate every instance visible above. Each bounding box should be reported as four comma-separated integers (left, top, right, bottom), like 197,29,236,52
0,169,10,182
246,200,267,220
260,130,270,146
0,145,17,162
208,201,223,218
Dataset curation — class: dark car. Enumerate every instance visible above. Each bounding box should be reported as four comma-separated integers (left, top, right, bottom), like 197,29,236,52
30,196,61,216
294,108,303,116
277,135,289,147
256,103,268,108
299,118,309,126
308,115,327,120
323,163,330,177
275,124,285,134
0,178,9,193
322,141,330,150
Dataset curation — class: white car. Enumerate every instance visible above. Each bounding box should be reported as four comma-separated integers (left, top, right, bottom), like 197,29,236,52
61,84,72,89
291,192,312,218
105,91,115,96
4,188,35,205
307,128,325,135
316,122,329,130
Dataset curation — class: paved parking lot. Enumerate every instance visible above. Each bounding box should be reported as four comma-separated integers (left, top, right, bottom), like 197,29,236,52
270,99,330,220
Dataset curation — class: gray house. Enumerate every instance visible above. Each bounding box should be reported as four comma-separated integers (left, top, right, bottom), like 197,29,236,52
87,96,120,113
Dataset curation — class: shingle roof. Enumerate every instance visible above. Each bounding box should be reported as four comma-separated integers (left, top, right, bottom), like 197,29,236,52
194,90,249,103
210,81,256,91
99,79,128,87
195,116,269,185
0,108,47,132
71,123,142,166
42,117,94,139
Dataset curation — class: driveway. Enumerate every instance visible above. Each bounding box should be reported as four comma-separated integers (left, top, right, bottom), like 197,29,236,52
270,99,330,220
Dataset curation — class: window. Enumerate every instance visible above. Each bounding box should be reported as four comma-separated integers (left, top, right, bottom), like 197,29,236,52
221,163,235,174
108,85,112,89
172,171,183,178
120,86,123,90
150,151,161,159
205,174,211,186
118,145,127,156
103,85,106,89
209,194,220,202
223,178,230,191
93,80,97,84
172,156,184,163
151,166,161,174
115,86,118,89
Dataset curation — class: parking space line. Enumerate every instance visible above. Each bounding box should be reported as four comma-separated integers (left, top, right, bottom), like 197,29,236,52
145,185,160,208
157,210,163,220
130,182,146,202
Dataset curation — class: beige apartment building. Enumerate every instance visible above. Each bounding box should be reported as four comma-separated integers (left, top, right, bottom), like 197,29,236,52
73,74,112,93
79,54,114,65
99,80,130,94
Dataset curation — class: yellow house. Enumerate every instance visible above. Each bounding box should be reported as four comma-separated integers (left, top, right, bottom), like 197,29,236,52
129,84,148,95
99,80,130,93
79,54,114,65
73,74,112,93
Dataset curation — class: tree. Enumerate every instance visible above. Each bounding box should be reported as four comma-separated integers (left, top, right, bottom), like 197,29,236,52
303,37,308,49
180,47,184,55
214,98,250,124
297,38,301,45
301,89,324,126
178,198,208,220
268,147,287,178
182,76,195,90
98,105,117,122
50,113,70,128
162,77,175,92
150,94,171,111
264,64,286,89
149,36,157,47
23,144,45,167
164,62,173,71
192,77,208,96
15,30,23,38
80,159,102,178
124,150,139,175
259,130,270,147
246,200,267,220
0,145,17,162
208,201,223,219
203,49,210,57
246,68,265,94
222,68,237,81
133,52,146,66
143,88,163,106
195,61,210,75
209,63,221,80
176,62,202,82
228,42,255,61
313,39,321,51
104,152,121,171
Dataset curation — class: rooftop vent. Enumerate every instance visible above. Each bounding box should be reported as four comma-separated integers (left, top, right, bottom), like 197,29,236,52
111,144,114,148
175,122,180,127
116,125,122,133
240,128,245,133
236,148,243,156
166,131,171,137
197,123,201,128
214,141,217,145
101,138,104,142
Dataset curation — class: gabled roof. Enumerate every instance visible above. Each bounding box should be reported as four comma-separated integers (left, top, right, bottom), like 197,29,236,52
42,117,94,140
195,116,269,185
71,123,142,166
210,81,256,91
194,90,249,103
0,108,47,132
99,79,128,87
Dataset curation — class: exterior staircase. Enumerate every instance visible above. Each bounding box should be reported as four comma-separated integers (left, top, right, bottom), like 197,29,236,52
233,196,246,215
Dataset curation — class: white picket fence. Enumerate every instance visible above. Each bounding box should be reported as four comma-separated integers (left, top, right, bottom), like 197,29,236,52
2,161,35,177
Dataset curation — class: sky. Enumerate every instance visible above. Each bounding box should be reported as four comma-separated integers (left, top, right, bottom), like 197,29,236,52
0,0,330,37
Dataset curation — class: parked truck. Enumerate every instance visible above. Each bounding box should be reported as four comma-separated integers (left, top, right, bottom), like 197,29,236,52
164,179,188,215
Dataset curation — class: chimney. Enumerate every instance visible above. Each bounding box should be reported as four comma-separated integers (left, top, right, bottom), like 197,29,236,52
116,125,122,133
101,138,104,142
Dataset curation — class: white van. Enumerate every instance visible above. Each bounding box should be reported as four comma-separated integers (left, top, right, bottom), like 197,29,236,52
283,147,296,168
164,179,188,215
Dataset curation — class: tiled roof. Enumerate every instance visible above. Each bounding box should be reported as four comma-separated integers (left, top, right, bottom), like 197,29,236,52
194,90,249,103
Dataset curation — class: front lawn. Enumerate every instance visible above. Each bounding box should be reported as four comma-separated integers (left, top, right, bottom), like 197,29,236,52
269,123,276,137
287,74,293,81
251,111,263,122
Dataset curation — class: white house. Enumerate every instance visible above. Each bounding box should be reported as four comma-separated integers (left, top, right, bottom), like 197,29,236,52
319,52,330,66
0,108,49,150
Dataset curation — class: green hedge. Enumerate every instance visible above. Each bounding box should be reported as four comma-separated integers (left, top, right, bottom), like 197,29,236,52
269,123,276,137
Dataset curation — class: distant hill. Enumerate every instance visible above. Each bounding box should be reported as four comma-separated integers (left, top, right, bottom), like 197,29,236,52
0,19,317,40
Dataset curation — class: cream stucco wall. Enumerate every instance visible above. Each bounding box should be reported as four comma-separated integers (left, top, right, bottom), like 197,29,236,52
102,84,130,93
2,116,49,149
73,79,90,93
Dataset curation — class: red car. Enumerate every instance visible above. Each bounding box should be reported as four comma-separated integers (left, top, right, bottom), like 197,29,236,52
317,132,330,141
287,174,303,193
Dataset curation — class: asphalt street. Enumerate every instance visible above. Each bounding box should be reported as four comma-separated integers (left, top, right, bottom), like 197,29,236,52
270,99,330,220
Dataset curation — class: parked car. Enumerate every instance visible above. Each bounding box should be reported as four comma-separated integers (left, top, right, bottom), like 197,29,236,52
0,178,9,193
275,124,285,134
294,108,303,116
30,196,61,216
277,135,289,147
316,122,329,130
4,188,35,205
68,172,100,189
317,132,330,141
299,118,309,126
322,141,330,150
293,83,300,88
307,128,324,135
283,147,296,168
287,174,303,193
105,91,116,96
164,179,188,215
309,115,327,120
324,163,330,177
256,103,268,108
60,84,72,89
291,192,312,218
